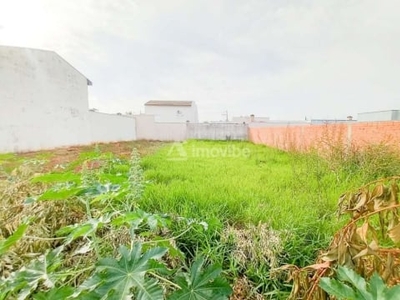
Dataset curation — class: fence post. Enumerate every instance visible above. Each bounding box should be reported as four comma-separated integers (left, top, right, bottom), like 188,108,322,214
346,122,352,151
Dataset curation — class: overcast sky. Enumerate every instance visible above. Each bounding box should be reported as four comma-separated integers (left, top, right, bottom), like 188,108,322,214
1,0,399,121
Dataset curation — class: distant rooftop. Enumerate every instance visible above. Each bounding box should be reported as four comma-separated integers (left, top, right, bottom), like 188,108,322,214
145,100,193,107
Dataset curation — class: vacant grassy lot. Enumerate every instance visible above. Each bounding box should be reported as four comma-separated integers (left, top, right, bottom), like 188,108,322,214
1,140,400,299
142,140,357,231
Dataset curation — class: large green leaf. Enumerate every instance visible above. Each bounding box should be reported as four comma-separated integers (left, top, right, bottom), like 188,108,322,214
336,266,372,300
0,223,28,256
384,285,400,300
136,278,163,300
76,243,168,300
38,187,84,200
319,266,400,300
18,246,64,299
31,172,81,184
319,278,358,300
78,183,121,197
369,273,386,299
56,214,113,244
169,257,232,300
112,210,171,231
369,272,400,300
1,246,64,300
32,286,74,300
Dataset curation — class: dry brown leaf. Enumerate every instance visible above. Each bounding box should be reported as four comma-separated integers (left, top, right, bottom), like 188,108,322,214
353,247,378,259
344,253,355,268
374,199,386,211
368,240,379,251
388,223,400,244
304,261,330,271
353,192,369,211
366,198,376,213
382,253,394,281
388,214,399,231
367,225,379,245
389,183,399,206
371,184,385,199
338,241,348,265
321,248,338,262
286,177,400,300
356,222,369,244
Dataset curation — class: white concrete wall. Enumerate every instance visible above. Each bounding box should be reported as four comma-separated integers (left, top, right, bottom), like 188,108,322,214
0,46,91,153
135,115,187,141
187,123,248,140
135,115,249,141
88,112,136,143
144,104,198,123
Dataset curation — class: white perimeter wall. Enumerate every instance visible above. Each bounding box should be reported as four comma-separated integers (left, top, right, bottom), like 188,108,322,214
89,112,136,143
135,115,249,141
135,115,187,141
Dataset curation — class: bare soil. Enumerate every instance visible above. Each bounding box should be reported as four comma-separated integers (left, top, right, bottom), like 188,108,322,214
1,140,166,173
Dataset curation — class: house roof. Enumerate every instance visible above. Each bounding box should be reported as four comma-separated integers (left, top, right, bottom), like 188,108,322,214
145,100,193,107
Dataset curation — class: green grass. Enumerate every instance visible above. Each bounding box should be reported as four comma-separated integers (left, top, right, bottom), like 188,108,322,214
2,140,400,298
0,153,21,173
0,151,53,174
140,140,361,234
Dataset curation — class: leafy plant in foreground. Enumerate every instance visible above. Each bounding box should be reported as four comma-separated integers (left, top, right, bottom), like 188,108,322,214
320,266,400,300
1,145,235,299
169,257,232,300
74,242,168,300
0,246,65,300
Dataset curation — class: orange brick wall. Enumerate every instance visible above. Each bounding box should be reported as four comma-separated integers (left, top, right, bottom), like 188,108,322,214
249,121,400,152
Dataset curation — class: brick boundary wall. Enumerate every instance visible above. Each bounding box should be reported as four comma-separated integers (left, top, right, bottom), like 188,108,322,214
249,121,400,152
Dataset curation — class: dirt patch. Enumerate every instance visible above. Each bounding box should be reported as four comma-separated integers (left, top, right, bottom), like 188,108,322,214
1,141,166,173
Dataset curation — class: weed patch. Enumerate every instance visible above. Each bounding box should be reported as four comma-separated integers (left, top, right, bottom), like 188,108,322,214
0,145,231,299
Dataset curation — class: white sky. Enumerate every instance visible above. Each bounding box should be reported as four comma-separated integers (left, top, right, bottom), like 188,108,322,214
1,0,399,121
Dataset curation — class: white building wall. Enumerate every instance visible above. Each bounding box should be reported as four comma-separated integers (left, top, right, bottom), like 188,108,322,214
88,112,136,143
0,46,92,153
144,104,198,123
